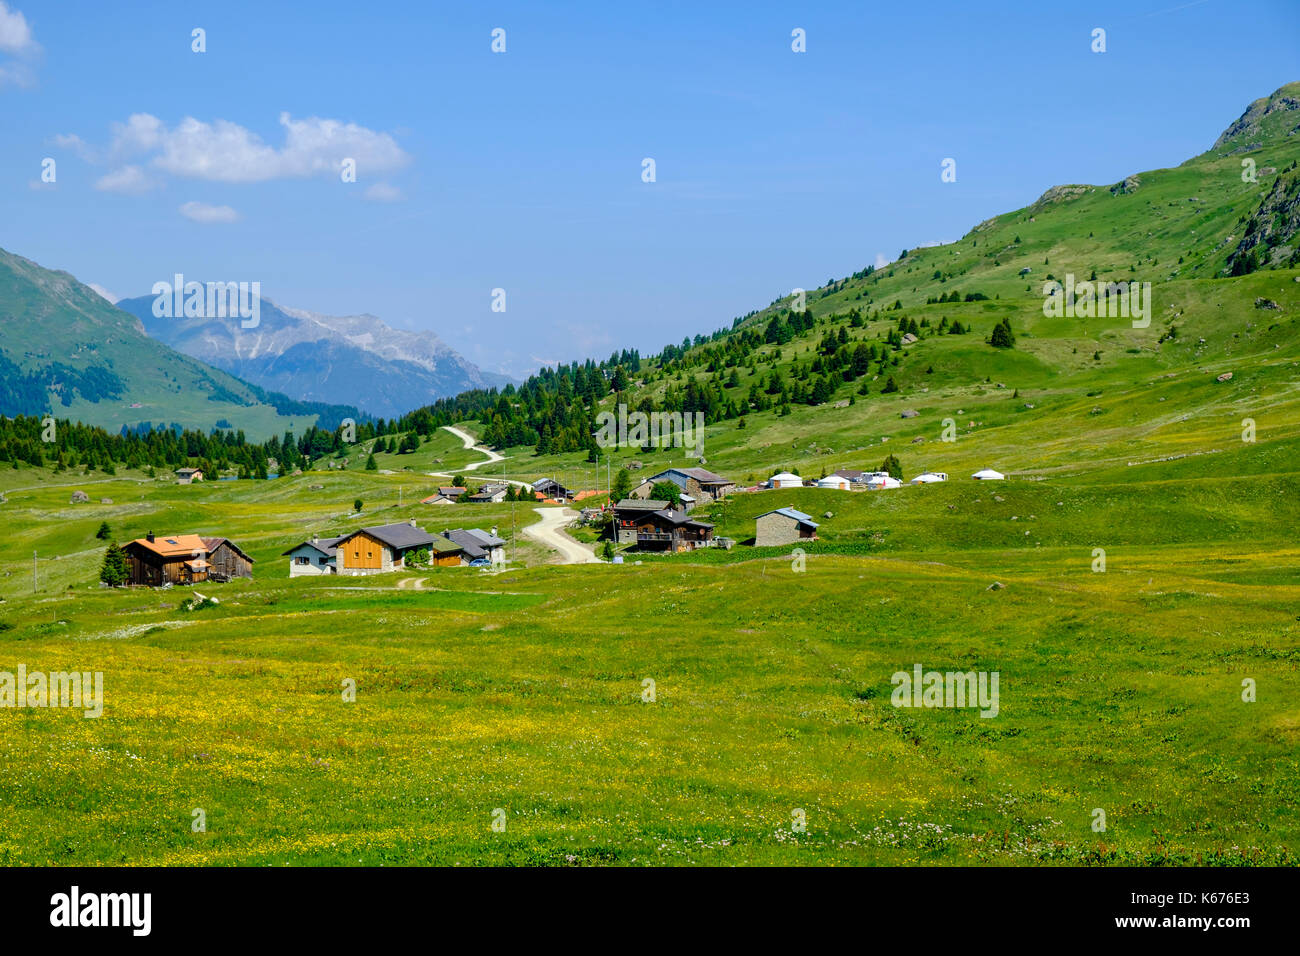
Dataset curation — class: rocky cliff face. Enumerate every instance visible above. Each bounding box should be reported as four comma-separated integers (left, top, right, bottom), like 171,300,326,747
1227,168,1300,275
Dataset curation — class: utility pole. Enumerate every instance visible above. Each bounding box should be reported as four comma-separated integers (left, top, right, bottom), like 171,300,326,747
33,550,37,593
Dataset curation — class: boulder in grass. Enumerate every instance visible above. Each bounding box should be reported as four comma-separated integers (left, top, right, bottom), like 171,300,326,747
1216,372,1233,383
70,490,90,503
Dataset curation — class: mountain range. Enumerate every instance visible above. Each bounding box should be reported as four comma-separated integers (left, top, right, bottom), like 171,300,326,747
0,246,362,439
114,293,512,420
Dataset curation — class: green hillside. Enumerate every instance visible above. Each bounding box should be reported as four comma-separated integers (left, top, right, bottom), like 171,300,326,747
426,84,1300,497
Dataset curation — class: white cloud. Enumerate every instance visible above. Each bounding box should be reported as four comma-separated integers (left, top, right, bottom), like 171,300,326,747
0,2,36,54
53,133,97,161
87,111,411,183
108,113,164,157
363,182,404,202
0,1,39,87
179,200,239,224
95,165,155,194
874,252,891,270
87,283,119,303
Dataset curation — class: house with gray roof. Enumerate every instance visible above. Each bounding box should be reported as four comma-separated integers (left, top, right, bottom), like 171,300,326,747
631,467,734,504
443,527,508,566
754,507,819,547
282,535,344,577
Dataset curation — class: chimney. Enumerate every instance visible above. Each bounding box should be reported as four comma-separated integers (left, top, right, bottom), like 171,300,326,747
490,526,497,537
312,535,319,544
409,518,417,528
146,531,155,543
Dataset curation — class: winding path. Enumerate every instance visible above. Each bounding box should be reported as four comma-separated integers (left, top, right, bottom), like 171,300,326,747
522,507,601,565
427,426,530,487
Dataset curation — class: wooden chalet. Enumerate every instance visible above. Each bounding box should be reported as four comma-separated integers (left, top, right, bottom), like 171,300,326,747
334,520,461,574
122,533,211,586
614,498,670,545
614,503,714,552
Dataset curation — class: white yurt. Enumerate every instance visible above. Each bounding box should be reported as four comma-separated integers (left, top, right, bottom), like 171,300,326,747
865,474,902,490
971,468,1005,480
769,472,804,489
815,475,851,490
911,472,948,484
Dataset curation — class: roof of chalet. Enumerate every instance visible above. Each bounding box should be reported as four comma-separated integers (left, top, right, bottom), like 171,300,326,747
443,528,506,558
615,498,670,511
650,467,732,485
459,527,506,547
648,509,714,529
439,487,467,495
337,521,437,550
127,534,208,558
758,507,819,528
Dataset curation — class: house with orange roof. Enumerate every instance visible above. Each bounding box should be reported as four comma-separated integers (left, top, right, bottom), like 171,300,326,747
121,532,252,586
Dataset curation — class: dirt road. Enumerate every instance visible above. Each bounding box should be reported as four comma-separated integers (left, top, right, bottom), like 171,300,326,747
522,506,601,564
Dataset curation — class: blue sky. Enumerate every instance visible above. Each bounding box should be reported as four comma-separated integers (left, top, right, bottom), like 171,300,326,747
2,0,1298,379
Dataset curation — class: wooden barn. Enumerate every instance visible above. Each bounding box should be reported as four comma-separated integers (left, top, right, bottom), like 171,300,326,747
122,533,211,586
201,537,255,581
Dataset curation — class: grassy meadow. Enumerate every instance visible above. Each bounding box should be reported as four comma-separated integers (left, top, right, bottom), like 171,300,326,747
0,422,1296,864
